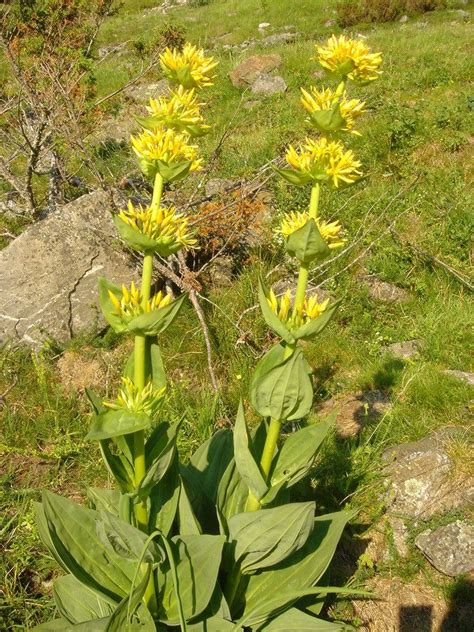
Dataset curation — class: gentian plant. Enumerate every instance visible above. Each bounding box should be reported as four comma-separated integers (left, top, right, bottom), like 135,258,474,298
35,35,382,631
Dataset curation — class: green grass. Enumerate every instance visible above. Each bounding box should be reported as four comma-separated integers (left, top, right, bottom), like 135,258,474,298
1,0,473,628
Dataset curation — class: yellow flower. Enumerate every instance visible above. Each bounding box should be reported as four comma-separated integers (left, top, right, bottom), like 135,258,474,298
118,201,197,252
104,377,165,417
131,127,202,172
316,35,382,83
108,282,172,322
267,288,330,328
279,210,346,249
285,137,362,187
146,86,210,136
160,43,218,89
300,86,365,134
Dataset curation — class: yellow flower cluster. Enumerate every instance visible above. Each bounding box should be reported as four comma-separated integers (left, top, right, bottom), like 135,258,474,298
316,35,382,84
300,86,365,134
286,137,362,187
267,289,330,328
104,377,165,417
147,86,209,135
280,211,345,249
160,43,218,89
108,281,172,322
131,127,202,171
118,201,197,250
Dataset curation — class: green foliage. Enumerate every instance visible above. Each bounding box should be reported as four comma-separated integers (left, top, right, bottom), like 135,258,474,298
336,0,445,27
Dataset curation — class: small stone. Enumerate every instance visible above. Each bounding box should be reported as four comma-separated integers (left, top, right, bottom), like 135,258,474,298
258,22,270,30
261,32,297,46
201,255,233,288
385,339,421,360
415,521,474,576
399,15,409,23
229,54,282,88
456,9,469,18
251,74,287,95
243,100,259,110
443,370,474,386
324,19,336,27
129,79,170,102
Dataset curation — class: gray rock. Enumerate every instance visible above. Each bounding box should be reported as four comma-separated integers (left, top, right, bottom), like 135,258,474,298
362,274,410,303
415,521,474,576
128,79,170,103
261,32,297,46
385,339,421,359
382,429,473,519
455,9,470,18
0,190,139,346
251,74,287,95
444,370,474,386
201,255,233,288
229,54,282,88
324,19,336,27
399,15,409,24
258,22,271,30
390,516,410,557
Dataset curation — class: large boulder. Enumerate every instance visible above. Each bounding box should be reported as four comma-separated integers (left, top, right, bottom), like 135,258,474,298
415,520,474,576
0,190,139,347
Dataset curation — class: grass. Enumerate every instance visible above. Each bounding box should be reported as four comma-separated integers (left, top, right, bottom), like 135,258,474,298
1,0,473,628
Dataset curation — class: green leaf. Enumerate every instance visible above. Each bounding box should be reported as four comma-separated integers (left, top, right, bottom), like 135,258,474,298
124,341,167,391
138,419,181,498
96,511,161,563
188,618,237,631
228,502,315,574
292,301,341,341
234,402,268,501
54,574,115,624
250,344,313,422
113,216,158,253
241,511,355,626
258,278,295,344
127,293,187,336
156,158,193,184
157,534,225,625
98,278,128,333
87,488,121,516
86,410,151,442
308,106,346,134
85,389,106,415
149,459,181,537
275,168,313,186
105,566,155,632
259,607,345,630
217,458,248,522
178,479,202,535
285,219,331,264
34,619,109,631
98,440,135,493
270,417,335,488
41,491,138,601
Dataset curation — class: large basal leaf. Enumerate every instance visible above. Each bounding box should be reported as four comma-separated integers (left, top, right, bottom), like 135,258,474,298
127,293,187,336
105,567,155,632
54,574,116,624
258,278,295,344
250,343,313,422
285,219,331,265
178,478,202,535
234,402,268,502
184,429,234,504
96,511,161,563
270,416,335,489
87,410,151,442
258,607,346,630
41,491,138,602
292,301,341,342
87,488,121,517
241,510,355,626
34,618,109,631
137,419,182,499
228,502,315,574
217,458,249,522
149,459,181,537
157,534,225,625
187,618,237,631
